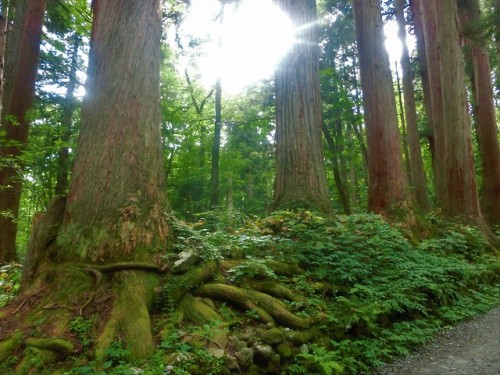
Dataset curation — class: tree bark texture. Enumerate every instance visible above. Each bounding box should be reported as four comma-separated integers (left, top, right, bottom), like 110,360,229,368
460,0,500,225
0,0,47,263
351,0,411,216
395,0,431,212
58,0,168,264
273,0,331,214
413,0,483,222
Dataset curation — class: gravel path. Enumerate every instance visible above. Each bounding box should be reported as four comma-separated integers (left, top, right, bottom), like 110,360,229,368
374,306,500,375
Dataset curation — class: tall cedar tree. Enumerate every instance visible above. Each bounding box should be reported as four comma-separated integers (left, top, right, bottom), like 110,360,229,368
460,0,500,225
9,0,169,365
351,0,412,217
0,0,47,263
412,0,486,226
273,0,331,214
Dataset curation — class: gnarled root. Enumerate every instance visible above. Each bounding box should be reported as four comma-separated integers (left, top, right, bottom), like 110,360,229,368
193,283,310,329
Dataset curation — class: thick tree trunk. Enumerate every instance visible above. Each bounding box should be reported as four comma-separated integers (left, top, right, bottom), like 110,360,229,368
460,0,500,225
413,0,485,225
351,0,412,217
11,0,170,365
273,0,331,214
395,0,431,212
0,0,47,263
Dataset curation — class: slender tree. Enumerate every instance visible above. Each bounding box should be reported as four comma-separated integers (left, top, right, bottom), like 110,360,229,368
460,0,500,225
273,0,331,213
55,34,81,196
394,0,431,212
0,0,47,263
351,0,412,217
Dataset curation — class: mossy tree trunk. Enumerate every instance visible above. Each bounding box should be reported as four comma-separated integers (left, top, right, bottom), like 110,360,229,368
272,0,332,214
1,0,170,369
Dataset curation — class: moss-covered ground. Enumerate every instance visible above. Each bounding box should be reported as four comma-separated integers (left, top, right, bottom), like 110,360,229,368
0,210,499,374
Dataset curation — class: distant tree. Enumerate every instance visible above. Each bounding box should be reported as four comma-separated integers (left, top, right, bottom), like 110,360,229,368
351,0,413,218
273,0,331,214
0,0,47,263
394,0,431,212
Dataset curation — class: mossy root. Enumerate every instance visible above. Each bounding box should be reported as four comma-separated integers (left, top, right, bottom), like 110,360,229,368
194,283,310,328
193,283,274,324
179,293,222,323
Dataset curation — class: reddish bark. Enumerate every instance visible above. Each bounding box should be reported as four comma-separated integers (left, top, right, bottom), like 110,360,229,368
0,0,47,263
351,0,412,217
460,0,500,225
413,0,484,223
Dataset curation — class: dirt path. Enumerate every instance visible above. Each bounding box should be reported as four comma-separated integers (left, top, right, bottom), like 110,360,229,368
375,306,500,375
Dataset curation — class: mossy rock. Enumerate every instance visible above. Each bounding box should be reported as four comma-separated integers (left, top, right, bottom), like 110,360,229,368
276,342,293,359
260,327,285,345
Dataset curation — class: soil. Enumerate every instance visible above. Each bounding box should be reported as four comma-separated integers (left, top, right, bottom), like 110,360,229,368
375,306,500,375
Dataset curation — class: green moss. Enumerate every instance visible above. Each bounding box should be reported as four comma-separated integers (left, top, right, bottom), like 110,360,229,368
25,337,74,355
276,342,293,358
179,293,222,323
0,331,23,363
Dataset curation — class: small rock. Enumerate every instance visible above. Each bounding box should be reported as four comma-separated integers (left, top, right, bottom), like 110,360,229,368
261,328,285,345
253,343,274,363
171,250,200,273
276,342,294,359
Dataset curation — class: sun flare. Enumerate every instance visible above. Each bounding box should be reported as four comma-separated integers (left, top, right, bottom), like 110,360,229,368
181,0,296,94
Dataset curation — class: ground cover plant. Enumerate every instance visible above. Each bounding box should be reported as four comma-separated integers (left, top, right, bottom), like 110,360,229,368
0,210,498,374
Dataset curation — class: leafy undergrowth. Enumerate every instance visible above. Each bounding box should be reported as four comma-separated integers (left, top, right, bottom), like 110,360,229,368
1,211,499,374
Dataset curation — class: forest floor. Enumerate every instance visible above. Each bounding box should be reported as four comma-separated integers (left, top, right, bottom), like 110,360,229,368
375,306,500,375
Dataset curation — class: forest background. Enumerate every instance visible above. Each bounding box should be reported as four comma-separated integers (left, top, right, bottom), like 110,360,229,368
0,0,499,374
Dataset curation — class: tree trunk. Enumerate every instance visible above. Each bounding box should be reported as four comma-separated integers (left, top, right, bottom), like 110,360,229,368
395,0,431,212
409,0,436,177
494,0,500,95
351,0,412,218
0,2,9,118
460,0,500,225
0,0,47,263
273,0,331,214
413,0,485,225
11,0,170,366
323,124,351,214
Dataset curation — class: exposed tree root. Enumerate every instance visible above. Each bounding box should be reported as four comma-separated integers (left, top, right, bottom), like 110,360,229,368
179,293,222,323
246,280,301,302
0,331,23,363
193,283,310,329
95,272,159,363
